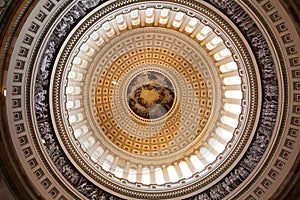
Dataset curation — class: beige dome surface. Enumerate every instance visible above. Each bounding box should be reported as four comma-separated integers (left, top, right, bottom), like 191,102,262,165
0,0,300,200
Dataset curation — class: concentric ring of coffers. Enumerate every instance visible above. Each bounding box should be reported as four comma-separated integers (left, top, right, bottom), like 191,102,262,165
91,30,215,158
50,1,259,196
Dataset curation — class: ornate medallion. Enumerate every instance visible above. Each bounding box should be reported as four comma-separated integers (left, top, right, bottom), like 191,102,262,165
127,70,175,120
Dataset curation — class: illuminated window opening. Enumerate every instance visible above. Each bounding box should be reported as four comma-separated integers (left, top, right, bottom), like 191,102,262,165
216,127,233,141
128,168,137,183
116,14,127,30
155,167,165,184
142,167,150,185
91,151,100,162
223,76,242,85
185,18,199,33
196,26,212,40
80,43,95,57
90,32,104,46
102,155,114,171
206,36,222,50
200,147,216,163
68,71,83,81
145,8,154,23
179,161,192,178
91,146,104,162
72,57,87,68
214,48,232,61
167,165,179,183
219,62,238,73
114,167,124,178
69,115,76,124
201,26,212,34
74,125,88,138
130,10,140,26
208,138,225,153
224,103,242,114
66,86,81,94
190,155,204,172
67,99,81,110
83,136,95,149
103,22,115,37
221,116,239,128
173,12,185,27
225,90,243,99
159,9,169,24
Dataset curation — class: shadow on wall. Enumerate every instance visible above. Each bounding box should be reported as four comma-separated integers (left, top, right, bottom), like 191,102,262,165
280,0,300,35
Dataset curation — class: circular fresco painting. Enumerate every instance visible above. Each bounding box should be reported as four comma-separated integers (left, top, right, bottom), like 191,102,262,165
127,71,175,119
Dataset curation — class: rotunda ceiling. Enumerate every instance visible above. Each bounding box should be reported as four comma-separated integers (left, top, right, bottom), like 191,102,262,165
0,0,300,200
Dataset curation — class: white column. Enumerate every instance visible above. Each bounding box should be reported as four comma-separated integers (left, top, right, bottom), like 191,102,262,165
136,164,143,182
110,156,119,173
98,149,109,164
162,165,170,183
150,166,155,184
123,161,131,179
174,162,183,180
184,157,196,174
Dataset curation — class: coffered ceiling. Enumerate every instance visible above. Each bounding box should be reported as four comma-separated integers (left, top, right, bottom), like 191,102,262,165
0,0,299,199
